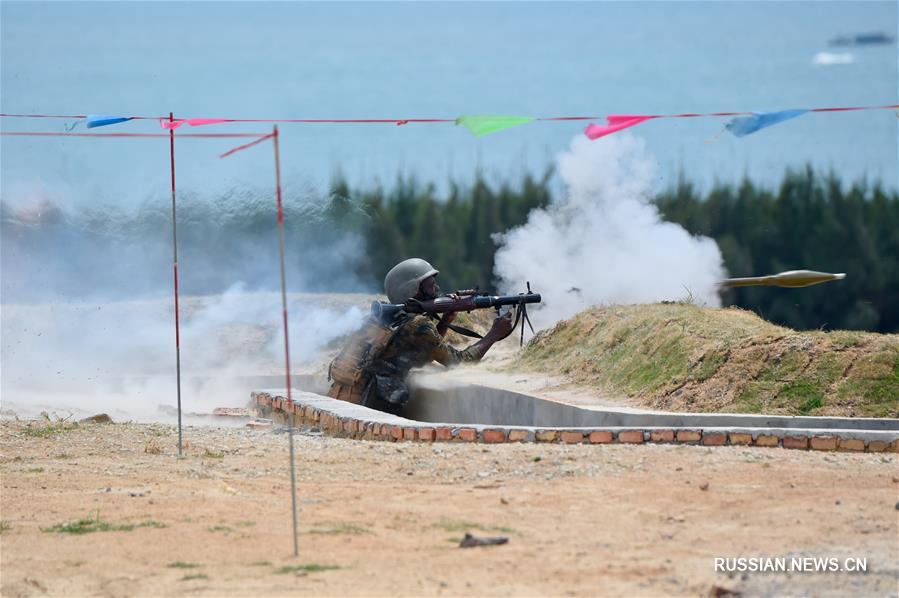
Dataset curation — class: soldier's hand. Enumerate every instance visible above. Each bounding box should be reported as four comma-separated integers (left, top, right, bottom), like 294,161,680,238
488,311,514,340
440,294,461,324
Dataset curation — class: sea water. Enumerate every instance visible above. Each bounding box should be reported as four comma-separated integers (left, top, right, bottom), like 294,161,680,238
1,1,896,209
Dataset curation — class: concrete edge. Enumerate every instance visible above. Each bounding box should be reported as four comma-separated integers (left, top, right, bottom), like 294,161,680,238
250,390,899,453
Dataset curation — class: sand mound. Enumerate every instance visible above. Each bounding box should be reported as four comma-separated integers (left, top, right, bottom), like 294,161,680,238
517,303,899,417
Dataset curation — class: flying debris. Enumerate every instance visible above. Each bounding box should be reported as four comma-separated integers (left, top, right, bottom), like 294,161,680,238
720,270,846,289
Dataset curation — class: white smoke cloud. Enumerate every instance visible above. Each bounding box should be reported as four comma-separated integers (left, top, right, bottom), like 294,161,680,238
493,134,726,327
0,289,365,422
1,179,375,422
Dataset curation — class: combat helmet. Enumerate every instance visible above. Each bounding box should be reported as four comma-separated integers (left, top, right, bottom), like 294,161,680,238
384,258,439,303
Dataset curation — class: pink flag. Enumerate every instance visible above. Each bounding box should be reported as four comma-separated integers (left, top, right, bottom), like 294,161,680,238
584,115,653,140
160,119,185,130
186,118,229,126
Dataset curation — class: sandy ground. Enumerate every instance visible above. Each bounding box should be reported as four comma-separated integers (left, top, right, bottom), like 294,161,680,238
1,419,897,597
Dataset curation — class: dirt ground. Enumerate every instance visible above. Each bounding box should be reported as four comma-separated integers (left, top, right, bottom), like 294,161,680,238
1,419,897,597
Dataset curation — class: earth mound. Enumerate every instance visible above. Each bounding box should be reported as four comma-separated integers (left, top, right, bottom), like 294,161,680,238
517,303,898,418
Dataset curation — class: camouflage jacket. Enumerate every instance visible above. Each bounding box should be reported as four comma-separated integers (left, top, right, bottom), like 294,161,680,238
335,313,484,411
371,314,484,377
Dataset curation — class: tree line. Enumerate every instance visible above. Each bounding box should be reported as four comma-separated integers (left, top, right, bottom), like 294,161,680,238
321,167,898,333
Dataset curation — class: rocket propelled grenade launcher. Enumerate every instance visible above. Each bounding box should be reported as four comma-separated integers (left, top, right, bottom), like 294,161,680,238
372,283,542,346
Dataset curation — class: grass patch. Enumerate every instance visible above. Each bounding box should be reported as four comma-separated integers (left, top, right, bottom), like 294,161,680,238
167,561,201,569
0,521,11,534
42,512,166,535
202,449,224,459
730,386,764,414
691,349,727,382
27,467,45,473
22,422,78,438
235,521,256,528
275,564,340,575
797,394,825,415
307,522,371,536
179,573,209,582
249,561,272,567
777,381,825,415
432,519,516,534
208,524,232,533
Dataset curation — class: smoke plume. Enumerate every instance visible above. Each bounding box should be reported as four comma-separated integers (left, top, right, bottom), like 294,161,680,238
493,134,726,326
0,187,370,421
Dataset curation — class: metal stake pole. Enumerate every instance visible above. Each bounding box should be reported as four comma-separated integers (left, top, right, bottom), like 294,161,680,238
168,112,184,457
272,125,299,557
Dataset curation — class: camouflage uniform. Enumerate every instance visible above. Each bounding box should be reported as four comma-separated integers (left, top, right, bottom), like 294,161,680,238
328,313,484,413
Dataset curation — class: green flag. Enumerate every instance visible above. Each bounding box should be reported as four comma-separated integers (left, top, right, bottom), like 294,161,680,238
456,115,535,137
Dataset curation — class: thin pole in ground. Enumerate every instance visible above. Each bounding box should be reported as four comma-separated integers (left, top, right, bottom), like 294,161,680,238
272,125,299,557
168,112,184,457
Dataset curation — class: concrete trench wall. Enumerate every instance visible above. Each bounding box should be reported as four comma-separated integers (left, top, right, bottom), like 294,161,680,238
250,380,899,452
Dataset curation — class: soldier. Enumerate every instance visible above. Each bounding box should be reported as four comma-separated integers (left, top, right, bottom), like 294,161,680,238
327,258,514,414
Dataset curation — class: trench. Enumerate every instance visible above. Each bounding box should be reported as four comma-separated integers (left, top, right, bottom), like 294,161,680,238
402,378,896,432
281,375,897,434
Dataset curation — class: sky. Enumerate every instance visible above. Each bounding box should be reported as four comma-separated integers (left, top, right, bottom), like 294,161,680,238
2,1,897,212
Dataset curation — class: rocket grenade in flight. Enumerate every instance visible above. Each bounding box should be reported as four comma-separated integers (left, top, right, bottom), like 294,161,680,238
720,270,847,289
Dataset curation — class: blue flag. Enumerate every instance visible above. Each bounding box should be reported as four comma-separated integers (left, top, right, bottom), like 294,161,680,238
725,109,809,137
87,115,132,129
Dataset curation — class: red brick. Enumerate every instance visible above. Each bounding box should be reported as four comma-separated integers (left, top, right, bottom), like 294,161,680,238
838,438,865,452
483,429,507,443
435,427,453,441
676,430,701,443
650,429,674,442
755,434,780,447
535,430,557,442
729,433,753,445
702,432,727,446
618,430,644,444
458,428,477,442
558,431,583,444
390,425,403,440
589,431,613,444
402,427,417,441
418,428,435,442
783,436,808,450
508,430,529,442
810,436,837,451
866,440,889,453
888,440,899,453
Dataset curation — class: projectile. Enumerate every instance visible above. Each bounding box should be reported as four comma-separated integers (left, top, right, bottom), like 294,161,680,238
720,270,847,289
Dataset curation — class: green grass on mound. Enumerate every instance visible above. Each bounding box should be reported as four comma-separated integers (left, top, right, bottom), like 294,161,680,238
518,304,898,418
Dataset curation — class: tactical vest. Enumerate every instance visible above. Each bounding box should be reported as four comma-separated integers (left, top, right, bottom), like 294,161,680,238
328,315,405,388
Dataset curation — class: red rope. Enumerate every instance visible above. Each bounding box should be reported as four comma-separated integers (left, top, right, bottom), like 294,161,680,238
2,104,896,125
1,131,269,138
218,132,276,158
